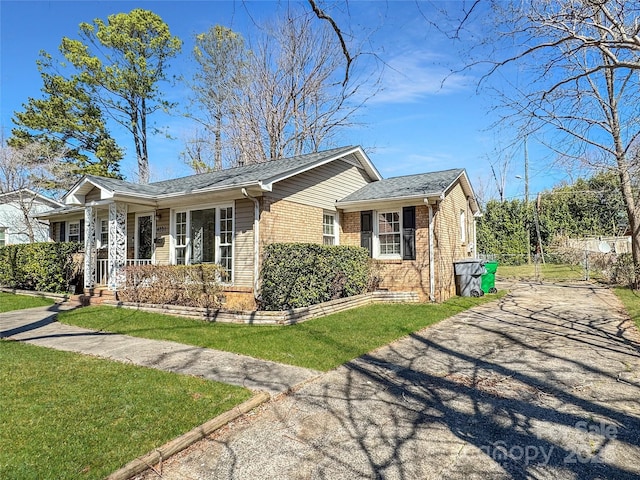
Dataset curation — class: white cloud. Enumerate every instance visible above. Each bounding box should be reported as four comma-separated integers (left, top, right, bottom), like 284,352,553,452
369,50,473,105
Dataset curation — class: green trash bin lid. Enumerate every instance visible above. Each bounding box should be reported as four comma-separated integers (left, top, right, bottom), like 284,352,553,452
484,261,498,274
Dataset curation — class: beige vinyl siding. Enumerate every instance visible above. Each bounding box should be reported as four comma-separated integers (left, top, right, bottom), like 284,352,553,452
154,208,171,265
85,187,102,203
50,222,60,242
233,198,255,288
270,160,370,211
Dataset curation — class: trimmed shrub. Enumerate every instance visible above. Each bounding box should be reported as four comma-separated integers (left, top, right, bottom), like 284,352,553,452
0,242,83,293
610,253,635,286
117,264,226,309
259,243,371,310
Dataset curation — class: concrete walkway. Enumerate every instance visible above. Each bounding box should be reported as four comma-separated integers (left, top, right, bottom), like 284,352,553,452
133,282,640,480
0,303,320,395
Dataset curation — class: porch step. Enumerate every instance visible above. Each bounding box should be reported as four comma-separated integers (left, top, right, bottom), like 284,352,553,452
80,288,118,305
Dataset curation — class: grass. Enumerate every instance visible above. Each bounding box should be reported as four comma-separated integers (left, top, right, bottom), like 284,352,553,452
613,287,640,331
497,262,595,282
59,292,505,372
0,341,251,480
0,292,55,312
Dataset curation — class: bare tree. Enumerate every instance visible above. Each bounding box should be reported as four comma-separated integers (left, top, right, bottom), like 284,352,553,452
449,0,640,285
180,128,219,174
187,9,372,168
187,25,247,171
0,140,69,242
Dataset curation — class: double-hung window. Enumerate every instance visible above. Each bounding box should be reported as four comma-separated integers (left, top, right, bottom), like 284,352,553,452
0,227,6,247
175,211,188,265
323,213,337,245
377,211,401,256
219,207,233,278
172,205,234,281
360,206,416,261
99,219,109,247
68,221,80,243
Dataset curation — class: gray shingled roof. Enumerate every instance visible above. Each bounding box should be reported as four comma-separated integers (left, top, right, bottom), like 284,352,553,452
83,146,361,197
339,168,464,203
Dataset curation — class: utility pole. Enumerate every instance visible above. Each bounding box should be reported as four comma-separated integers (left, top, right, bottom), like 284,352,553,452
524,136,531,264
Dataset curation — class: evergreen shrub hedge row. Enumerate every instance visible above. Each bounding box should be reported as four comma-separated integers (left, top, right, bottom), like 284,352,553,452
259,243,371,310
0,242,83,293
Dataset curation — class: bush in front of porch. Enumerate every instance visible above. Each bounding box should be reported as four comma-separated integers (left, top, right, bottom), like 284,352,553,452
117,263,226,308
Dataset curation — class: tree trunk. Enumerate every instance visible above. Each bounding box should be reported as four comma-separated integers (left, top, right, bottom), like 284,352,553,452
616,157,639,288
629,213,640,289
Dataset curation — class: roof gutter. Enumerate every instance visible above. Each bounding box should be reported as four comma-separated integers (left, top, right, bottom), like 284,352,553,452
336,193,443,209
242,188,261,302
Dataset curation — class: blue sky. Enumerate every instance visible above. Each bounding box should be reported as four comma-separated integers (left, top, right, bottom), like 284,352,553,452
0,0,566,201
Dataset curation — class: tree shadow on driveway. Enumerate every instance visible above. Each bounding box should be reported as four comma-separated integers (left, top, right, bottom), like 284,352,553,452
137,283,640,480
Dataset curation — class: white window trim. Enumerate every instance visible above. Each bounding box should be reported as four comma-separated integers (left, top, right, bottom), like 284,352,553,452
169,203,235,283
135,212,156,262
0,226,6,247
172,210,188,265
323,211,339,245
460,209,466,244
98,218,109,249
67,220,81,243
374,209,403,260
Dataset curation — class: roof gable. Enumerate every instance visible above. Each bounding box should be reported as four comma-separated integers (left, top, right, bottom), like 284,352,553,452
337,168,479,212
0,189,63,208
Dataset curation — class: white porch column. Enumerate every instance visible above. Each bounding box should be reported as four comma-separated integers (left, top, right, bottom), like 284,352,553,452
83,206,96,289
108,202,128,290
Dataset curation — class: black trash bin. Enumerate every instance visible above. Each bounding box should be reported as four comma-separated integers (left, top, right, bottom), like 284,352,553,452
453,259,486,297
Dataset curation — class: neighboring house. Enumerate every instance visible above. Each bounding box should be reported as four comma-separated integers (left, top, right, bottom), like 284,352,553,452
0,189,63,246
38,146,480,304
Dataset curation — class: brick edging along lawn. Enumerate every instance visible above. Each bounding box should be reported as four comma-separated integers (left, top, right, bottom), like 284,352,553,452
103,290,420,325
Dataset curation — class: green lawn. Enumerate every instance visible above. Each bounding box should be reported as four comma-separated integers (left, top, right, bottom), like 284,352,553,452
613,287,640,330
0,292,55,312
0,341,251,480
59,292,505,372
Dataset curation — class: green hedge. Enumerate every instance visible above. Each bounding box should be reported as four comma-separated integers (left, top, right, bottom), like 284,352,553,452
259,243,371,310
0,242,83,293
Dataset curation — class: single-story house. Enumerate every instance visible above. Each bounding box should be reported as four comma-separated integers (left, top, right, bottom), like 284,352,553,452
38,145,480,305
0,189,63,246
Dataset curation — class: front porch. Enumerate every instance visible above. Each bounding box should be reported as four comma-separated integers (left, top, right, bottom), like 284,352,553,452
80,199,169,291
95,258,153,287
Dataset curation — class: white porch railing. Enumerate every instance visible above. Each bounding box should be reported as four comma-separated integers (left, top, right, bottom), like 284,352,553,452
96,258,153,286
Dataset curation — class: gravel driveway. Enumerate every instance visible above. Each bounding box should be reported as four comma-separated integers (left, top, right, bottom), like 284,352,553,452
135,282,640,479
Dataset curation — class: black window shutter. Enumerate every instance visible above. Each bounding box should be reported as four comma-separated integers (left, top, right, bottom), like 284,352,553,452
79,219,85,243
59,222,66,242
360,210,373,257
402,206,416,261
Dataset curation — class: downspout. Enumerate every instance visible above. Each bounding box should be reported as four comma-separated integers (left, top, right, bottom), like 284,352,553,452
427,202,436,302
242,188,260,300
473,216,478,259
